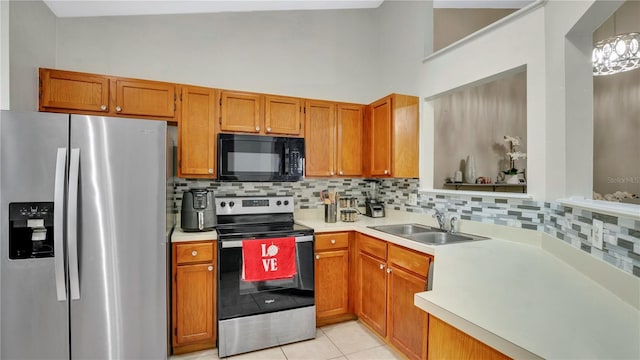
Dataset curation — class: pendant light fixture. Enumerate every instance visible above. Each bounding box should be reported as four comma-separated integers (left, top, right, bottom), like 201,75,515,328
592,11,640,76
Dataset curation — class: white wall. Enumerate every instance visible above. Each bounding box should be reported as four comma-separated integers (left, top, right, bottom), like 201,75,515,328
419,0,628,202
9,0,57,111
419,3,547,198
54,2,431,105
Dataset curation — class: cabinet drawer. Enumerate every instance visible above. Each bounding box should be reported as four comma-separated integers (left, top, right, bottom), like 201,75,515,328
358,234,387,260
316,232,349,251
176,242,214,264
388,244,431,278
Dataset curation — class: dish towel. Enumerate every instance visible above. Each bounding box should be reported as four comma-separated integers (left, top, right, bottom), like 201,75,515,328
242,237,297,282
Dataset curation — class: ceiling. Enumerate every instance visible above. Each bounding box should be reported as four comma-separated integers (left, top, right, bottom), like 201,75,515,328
43,0,534,18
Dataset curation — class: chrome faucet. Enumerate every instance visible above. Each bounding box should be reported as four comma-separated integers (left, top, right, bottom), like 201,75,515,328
449,216,458,234
432,210,446,230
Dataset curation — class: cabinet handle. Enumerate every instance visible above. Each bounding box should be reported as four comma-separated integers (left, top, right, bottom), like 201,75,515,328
339,171,343,175
330,239,336,244
100,104,107,111
386,268,392,273
208,168,213,174
115,106,122,112
267,127,271,132
315,255,320,260
379,264,385,270
255,126,260,131
191,250,198,256
208,266,213,271
384,169,389,175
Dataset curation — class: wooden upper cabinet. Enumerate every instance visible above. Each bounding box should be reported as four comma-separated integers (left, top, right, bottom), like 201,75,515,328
336,104,364,177
178,86,218,178
114,79,176,118
219,91,262,133
265,95,302,135
305,100,336,177
368,97,392,176
39,68,110,113
364,94,419,178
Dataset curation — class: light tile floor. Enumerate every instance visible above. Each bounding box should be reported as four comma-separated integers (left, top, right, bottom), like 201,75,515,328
171,321,401,360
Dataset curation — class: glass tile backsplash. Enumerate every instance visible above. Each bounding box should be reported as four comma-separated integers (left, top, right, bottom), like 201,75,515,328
173,177,640,278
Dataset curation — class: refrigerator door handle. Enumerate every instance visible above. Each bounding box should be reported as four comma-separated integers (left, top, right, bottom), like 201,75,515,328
54,148,67,301
68,148,81,300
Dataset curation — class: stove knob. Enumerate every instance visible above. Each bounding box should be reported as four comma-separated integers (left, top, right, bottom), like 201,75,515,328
229,201,235,208
277,200,282,206
220,202,226,208
284,200,289,206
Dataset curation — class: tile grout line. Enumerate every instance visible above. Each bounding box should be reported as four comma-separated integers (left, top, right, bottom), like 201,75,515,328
319,325,350,359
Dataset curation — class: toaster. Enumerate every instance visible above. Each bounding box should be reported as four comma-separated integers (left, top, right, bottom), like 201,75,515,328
181,188,216,232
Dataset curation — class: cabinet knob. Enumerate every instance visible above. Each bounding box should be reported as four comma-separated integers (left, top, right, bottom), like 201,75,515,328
339,171,344,175
315,255,320,260
384,169,389,175
208,168,213,174
255,126,260,131
330,239,336,244
100,104,107,111
267,127,271,132
386,268,392,273
115,106,122,112
330,171,334,176
191,250,198,256
208,265,213,271
379,264,385,270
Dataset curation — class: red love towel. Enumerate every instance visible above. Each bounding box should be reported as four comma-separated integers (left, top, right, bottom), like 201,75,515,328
242,237,297,282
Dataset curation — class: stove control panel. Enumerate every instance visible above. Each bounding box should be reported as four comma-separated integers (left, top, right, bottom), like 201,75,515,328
215,196,294,215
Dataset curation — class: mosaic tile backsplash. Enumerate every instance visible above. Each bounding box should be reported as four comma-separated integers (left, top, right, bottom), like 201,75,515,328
173,177,640,278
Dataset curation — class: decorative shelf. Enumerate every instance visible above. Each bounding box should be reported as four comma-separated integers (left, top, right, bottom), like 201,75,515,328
443,182,527,193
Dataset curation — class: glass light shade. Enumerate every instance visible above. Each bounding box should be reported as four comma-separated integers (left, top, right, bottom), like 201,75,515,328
593,32,640,76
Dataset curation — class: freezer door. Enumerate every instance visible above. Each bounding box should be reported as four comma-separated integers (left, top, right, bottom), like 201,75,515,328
69,115,167,359
0,111,71,359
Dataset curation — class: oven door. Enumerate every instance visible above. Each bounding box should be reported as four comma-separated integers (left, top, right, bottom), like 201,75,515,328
217,234,314,320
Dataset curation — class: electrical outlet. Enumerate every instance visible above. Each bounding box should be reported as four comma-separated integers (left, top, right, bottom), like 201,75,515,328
592,219,604,250
408,193,418,206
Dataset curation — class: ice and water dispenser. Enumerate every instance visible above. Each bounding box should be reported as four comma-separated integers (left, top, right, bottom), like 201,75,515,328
8,202,55,259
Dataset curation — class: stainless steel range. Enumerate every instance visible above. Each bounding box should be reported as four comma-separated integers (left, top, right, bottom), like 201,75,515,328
215,196,315,358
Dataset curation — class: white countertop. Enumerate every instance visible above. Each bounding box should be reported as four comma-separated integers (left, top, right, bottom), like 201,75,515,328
295,208,640,360
171,226,217,242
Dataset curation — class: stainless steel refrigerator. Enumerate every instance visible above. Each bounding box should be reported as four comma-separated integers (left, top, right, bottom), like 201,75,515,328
0,111,171,359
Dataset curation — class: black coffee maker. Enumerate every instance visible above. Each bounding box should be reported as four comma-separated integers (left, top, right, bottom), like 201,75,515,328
364,181,385,218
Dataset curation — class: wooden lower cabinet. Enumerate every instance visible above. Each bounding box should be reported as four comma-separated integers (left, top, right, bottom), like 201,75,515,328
355,234,432,360
427,315,511,360
172,241,216,355
314,232,355,326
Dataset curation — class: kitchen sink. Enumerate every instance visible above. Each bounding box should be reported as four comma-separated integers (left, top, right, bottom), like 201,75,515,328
368,223,442,236
368,223,487,245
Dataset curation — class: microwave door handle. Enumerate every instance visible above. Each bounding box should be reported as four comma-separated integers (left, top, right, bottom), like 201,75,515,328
284,144,290,175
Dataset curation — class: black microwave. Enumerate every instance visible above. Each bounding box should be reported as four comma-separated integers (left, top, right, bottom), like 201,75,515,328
218,134,305,182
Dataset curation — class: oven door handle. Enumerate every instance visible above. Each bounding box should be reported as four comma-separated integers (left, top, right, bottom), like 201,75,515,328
221,235,313,248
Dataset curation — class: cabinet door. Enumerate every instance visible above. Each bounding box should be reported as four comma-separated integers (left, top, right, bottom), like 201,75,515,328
115,79,176,118
358,251,387,336
315,249,349,320
368,97,392,176
175,263,215,345
220,91,262,133
336,104,363,177
387,265,428,360
178,86,217,178
265,95,302,135
39,68,110,113
305,100,336,177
